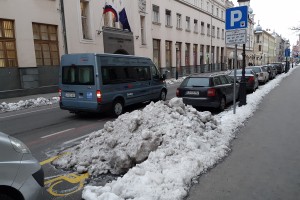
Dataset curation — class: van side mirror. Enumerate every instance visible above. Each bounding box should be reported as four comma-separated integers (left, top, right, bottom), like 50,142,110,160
162,74,167,80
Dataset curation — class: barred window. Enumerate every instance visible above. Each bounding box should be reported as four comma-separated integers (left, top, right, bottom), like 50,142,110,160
32,23,59,66
0,19,18,67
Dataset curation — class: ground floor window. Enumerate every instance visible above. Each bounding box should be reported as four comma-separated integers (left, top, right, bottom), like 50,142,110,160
165,41,172,67
0,19,18,67
153,39,160,68
32,23,59,66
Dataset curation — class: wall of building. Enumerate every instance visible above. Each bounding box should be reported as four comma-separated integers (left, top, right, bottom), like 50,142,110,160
0,0,63,67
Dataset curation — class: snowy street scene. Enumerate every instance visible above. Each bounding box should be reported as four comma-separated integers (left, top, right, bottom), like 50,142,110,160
1,66,298,200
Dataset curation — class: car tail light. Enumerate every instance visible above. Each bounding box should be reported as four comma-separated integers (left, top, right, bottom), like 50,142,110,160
58,89,62,102
96,90,102,103
207,88,216,97
176,89,180,97
248,76,254,83
260,72,264,77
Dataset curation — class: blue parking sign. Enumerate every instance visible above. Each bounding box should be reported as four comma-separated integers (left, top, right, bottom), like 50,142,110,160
226,6,248,30
285,49,290,57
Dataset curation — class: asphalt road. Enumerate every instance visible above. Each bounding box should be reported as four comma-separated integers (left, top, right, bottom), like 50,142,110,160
0,82,181,200
186,66,300,200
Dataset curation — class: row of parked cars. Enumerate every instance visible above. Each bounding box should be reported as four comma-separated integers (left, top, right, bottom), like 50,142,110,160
176,62,286,111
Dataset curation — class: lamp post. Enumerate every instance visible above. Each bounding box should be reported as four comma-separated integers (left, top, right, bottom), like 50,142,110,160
239,44,247,106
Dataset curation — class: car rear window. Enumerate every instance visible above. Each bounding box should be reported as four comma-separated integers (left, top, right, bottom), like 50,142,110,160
230,69,253,75
62,65,95,85
181,77,210,87
251,67,261,73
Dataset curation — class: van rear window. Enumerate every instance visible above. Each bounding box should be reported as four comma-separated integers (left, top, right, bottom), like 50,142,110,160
62,65,94,85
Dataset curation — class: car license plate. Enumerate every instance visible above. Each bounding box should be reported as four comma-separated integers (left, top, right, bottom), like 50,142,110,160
65,92,76,98
186,91,199,95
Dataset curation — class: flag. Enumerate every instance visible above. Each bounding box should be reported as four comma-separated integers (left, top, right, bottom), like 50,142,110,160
103,4,118,22
119,8,131,32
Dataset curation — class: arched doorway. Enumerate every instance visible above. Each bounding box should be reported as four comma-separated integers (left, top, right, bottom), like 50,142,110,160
114,49,129,55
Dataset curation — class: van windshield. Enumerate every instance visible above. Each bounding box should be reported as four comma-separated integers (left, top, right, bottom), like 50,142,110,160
62,65,95,85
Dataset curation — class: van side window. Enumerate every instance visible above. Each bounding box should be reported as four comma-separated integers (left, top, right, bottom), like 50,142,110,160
102,66,151,85
151,65,160,79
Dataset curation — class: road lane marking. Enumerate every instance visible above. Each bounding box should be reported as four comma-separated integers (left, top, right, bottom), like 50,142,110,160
41,128,75,139
0,106,59,119
63,134,89,145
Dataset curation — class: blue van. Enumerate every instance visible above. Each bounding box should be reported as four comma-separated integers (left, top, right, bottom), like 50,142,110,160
59,53,167,117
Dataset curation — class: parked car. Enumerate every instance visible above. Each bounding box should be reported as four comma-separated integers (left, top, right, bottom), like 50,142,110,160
248,66,269,84
0,132,44,200
228,68,259,93
270,62,285,74
176,73,239,111
262,65,276,80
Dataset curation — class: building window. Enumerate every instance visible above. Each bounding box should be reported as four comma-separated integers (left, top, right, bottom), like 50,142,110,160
0,19,17,67
185,43,190,66
152,5,160,23
201,22,205,34
81,0,92,40
207,24,210,36
207,1,209,12
194,19,198,33
193,44,197,66
256,35,260,43
165,10,171,26
200,45,204,65
212,5,214,15
176,42,181,69
217,27,220,38
221,10,224,19
212,26,215,37
259,45,262,51
140,16,146,45
153,39,160,68
216,8,219,17
32,23,59,66
222,29,224,39
176,13,182,29
186,16,190,31
165,41,172,67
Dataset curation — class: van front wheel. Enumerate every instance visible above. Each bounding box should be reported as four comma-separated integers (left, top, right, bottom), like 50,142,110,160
111,100,124,117
158,90,167,101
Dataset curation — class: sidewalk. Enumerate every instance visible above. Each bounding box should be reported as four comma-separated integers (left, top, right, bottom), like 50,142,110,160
0,92,58,104
187,65,300,199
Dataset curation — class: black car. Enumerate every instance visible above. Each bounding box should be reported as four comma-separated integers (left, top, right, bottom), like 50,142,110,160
228,68,259,93
262,65,276,80
176,73,239,111
270,62,285,74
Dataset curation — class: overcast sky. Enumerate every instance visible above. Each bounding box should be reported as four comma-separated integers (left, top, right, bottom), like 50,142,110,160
235,0,300,46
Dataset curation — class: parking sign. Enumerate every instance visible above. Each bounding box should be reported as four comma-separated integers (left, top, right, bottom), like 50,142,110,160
226,6,248,30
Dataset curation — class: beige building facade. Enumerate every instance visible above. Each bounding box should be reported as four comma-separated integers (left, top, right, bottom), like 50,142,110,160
253,25,276,65
0,0,229,95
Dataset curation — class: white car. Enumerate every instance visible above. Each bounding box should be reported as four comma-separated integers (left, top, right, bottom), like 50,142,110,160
248,66,269,84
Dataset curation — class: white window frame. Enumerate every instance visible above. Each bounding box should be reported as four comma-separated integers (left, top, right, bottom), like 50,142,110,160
176,13,182,29
152,5,160,23
165,9,172,26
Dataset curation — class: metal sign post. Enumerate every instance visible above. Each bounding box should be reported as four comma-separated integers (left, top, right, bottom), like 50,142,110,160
225,5,248,114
